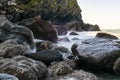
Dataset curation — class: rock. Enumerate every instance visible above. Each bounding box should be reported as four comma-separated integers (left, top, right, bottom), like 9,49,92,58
0,40,27,58
96,32,118,40
2,0,83,26
70,31,79,35
59,37,70,42
53,25,67,35
65,21,82,31
0,73,18,80
113,57,120,75
25,50,63,65
0,15,35,52
36,41,57,52
82,23,100,31
0,55,48,80
72,38,120,71
18,16,58,42
57,70,98,80
54,46,72,59
48,60,75,75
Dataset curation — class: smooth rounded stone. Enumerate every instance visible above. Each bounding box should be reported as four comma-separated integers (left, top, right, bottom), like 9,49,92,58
36,41,58,52
0,55,48,80
0,40,27,58
57,70,98,80
0,15,35,52
25,50,63,65
0,73,18,80
113,57,120,75
18,16,58,42
72,38,120,71
69,31,79,35
48,60,75,76
96,32,118,40
58,37,70,42
53,25,67,35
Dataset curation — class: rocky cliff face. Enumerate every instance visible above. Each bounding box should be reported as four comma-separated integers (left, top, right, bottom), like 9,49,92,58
0,0,100,31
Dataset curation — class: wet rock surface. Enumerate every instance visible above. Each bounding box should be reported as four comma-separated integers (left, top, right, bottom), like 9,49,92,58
72,38,120,71
0,15,35,52
0,40,27,58
0,55,48,80
0,73,18,80
96,32,118,40
25,50,63,65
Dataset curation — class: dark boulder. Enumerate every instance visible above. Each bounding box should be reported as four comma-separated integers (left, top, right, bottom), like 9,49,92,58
0,40,27,58
58,37,70,42
72,38,120,71
0,15,35,52
113,57,120,75
0,73,18,80
96,32,118,40
70,31,79,35
25,50,63,65
18,16,58,42
82,23,100,31
65,21,82,31
53,25,67,35
0,55,48,80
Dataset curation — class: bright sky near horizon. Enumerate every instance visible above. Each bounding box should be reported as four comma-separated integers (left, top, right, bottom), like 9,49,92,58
77,0,120,29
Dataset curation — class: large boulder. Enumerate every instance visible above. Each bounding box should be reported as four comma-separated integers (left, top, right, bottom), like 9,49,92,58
0,15,35,52
57,70,98,80
72,38,120,71
113,57,120,75
25,50,63,65
18,16,58,42
48,60,75,75
0,55,48,80
96,32,118,40
0,40,27,58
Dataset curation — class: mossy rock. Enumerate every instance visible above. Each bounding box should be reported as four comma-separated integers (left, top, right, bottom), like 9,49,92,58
1,0,83,26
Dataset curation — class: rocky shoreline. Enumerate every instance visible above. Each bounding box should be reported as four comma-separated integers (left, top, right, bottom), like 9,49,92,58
0,0,120,80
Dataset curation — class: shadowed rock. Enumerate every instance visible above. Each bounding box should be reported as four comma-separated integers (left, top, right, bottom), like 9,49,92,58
0,15,35,52
25,50,63,65
96,32,118,40
18,16,58,42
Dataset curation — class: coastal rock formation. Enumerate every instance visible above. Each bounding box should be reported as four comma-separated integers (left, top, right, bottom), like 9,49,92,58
0,0,100,31
0,56,48,80
72,38,120,71
0,15,35,52
113,57,120,75
96,32,118,40
18,16,58,42
0,40,27,58
25,50,63,65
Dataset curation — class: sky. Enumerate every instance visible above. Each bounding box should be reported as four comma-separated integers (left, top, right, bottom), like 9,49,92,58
77,0,120,29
